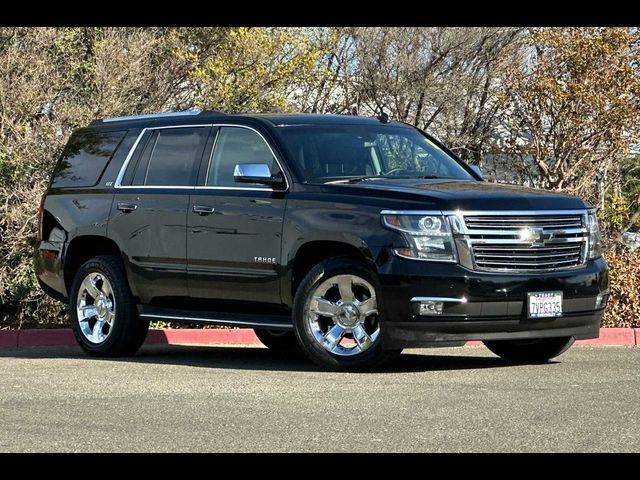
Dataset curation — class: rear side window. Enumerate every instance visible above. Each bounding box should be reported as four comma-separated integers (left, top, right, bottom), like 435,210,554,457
132,127,209,186
51,130,126,188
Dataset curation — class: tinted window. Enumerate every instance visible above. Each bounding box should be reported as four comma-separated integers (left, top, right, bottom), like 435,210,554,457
277,125,474,182
141,127,209,186
207,127,278,187
130,132,155,186
51,130,126,188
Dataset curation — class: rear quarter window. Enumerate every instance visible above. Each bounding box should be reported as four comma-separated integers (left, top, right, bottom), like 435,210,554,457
51,130,126,188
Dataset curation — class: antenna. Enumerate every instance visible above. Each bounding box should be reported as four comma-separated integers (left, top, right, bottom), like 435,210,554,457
376,107,389,124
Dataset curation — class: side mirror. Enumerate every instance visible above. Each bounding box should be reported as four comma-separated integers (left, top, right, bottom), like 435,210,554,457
470,165,483,179
233,163,286,189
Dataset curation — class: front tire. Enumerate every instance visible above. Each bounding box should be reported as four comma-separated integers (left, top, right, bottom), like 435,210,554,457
293,257,399,371
70,255,148,357
483,337,575,363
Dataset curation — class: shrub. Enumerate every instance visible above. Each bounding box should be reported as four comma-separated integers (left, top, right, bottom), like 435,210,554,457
602,250,640,328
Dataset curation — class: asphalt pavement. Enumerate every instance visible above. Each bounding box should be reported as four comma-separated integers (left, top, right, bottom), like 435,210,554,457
0,344,638,452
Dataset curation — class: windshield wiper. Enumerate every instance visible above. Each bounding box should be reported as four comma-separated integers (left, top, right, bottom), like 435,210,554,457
326,176,381,184
385,175,445,179
326,175,444,184
343,176,379,183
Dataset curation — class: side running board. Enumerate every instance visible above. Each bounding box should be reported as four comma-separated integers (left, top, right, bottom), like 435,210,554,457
137,305,293,330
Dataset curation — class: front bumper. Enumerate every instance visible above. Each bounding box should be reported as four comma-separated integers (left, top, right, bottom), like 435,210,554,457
377,254,609,349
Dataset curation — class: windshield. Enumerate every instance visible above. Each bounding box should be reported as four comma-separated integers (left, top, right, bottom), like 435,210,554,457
276,124,475,182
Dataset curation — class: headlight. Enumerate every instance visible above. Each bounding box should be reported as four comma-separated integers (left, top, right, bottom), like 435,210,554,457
382,212,457,262
587,211,602,260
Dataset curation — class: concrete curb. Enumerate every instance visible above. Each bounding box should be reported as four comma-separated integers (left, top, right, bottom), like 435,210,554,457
145,328,261,346
575,328,636,346
0,327,637,348
17,329,76,347
0,330,19,348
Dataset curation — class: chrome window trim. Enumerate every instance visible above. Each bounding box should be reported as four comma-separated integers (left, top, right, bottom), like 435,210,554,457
203,127,221,188
113,128,147,188
113,124,290,192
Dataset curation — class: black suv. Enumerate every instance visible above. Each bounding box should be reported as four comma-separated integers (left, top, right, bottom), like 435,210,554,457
35,111,609,370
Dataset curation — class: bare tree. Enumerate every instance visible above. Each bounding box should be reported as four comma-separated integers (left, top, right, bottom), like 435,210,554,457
1,27,638,327
331,27,522,165
501,28,640,218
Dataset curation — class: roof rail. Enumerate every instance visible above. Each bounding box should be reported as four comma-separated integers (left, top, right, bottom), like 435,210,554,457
92,109,225,125
97,111,201,124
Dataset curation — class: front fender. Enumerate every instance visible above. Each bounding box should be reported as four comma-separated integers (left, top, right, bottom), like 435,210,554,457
280,194,399,305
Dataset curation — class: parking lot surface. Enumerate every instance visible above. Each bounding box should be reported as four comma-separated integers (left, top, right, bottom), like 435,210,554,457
1,344,638,452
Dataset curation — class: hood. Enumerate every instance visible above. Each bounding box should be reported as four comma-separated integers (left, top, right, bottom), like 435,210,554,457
332,179,590,211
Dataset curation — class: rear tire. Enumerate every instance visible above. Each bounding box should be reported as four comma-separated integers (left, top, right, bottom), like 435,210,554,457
254,329,299,352
293,256,400,372
483,337,575,363
70,255,148,357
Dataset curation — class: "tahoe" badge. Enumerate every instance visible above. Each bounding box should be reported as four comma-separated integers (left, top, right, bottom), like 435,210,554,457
254,256,276,264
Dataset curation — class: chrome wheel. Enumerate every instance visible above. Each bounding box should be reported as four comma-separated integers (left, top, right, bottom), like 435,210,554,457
76,272,115,344
305,274,380,356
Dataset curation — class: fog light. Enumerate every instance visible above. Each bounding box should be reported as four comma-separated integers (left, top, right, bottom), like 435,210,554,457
595,293,608,309
419,301,444,315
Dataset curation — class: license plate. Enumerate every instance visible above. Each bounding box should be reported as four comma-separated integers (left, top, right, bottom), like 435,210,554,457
528,291,563,318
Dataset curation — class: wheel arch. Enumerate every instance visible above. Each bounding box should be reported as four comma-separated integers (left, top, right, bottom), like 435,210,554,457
63,235,124,295
284,236,383,306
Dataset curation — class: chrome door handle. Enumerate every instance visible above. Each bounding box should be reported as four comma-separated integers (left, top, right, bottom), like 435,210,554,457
117,202,138,213
192,205,215,215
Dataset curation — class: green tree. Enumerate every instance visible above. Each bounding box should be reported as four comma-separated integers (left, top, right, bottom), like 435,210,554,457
0,27,193,326
178,27,328,112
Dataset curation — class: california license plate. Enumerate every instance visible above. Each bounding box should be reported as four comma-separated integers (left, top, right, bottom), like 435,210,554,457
528,291,563,318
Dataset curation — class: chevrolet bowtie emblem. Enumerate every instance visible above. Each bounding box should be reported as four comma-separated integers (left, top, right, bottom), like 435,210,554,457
519,227,554,247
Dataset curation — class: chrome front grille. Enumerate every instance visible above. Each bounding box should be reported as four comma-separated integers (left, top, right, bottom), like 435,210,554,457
472,243,583,270
464,214,583,230
451,211,589,273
